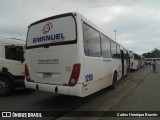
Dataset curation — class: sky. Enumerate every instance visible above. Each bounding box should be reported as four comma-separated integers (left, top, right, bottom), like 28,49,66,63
0,0,160,54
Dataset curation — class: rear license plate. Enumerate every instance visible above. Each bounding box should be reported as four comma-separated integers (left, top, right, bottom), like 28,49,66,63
43,73,52,78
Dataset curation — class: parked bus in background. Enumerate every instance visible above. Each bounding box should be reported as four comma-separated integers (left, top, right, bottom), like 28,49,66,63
145,58,160,65
0,38,25,96
145,58,152,66
140,56,145,67
156,58,160,64
129,51,141,70
25,12,129,97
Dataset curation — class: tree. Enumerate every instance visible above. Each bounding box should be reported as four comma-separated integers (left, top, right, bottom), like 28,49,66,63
142,48,160,58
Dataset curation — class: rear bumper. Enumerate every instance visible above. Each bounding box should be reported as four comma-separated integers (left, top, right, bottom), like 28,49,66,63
25,81,83,97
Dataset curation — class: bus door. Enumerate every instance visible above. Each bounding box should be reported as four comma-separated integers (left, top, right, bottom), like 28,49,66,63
126,51,130,73
120,50,124,77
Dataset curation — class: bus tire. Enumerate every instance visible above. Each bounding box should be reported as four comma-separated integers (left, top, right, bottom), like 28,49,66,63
110,72,117,89
0,77,13,96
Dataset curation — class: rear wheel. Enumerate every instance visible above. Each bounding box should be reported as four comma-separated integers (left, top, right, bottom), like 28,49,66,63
0,77,12,96
110,72,117,89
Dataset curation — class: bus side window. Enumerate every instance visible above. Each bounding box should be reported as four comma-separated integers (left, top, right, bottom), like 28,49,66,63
117,44,121,59
101,34,111,58
111,41,117,59
83,23,101,57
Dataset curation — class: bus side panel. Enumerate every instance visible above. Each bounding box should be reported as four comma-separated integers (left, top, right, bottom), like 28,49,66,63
112,59,123,81
100,74,112,90
132,60,139,70
82,57,113,97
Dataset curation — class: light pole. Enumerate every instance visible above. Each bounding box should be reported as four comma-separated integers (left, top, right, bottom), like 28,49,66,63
155,47,160,58
114,30,117,41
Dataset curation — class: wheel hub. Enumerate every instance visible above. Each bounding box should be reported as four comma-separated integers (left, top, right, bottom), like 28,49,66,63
0,81,7,93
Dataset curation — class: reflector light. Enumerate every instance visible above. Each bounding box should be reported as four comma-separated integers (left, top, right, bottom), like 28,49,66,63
25,64,32,82
64,64,81,87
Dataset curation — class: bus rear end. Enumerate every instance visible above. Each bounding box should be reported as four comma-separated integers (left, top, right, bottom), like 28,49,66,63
25,13,83,97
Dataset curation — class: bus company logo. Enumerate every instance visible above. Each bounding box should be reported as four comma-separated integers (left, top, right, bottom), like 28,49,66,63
42,22,53,34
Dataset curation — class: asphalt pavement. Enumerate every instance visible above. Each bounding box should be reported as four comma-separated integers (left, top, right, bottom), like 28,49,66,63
99,65,160,120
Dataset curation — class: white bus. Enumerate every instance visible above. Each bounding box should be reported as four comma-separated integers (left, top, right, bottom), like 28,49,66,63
25,12,129,97
145,58,160,65
129,51,141,70
140,56,145,67
155,58,160,64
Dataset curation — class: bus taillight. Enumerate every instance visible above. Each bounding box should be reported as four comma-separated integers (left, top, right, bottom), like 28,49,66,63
65,64,81,87
25,64,32,82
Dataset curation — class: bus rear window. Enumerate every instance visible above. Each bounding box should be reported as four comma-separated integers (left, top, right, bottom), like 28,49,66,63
26,14,76,48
